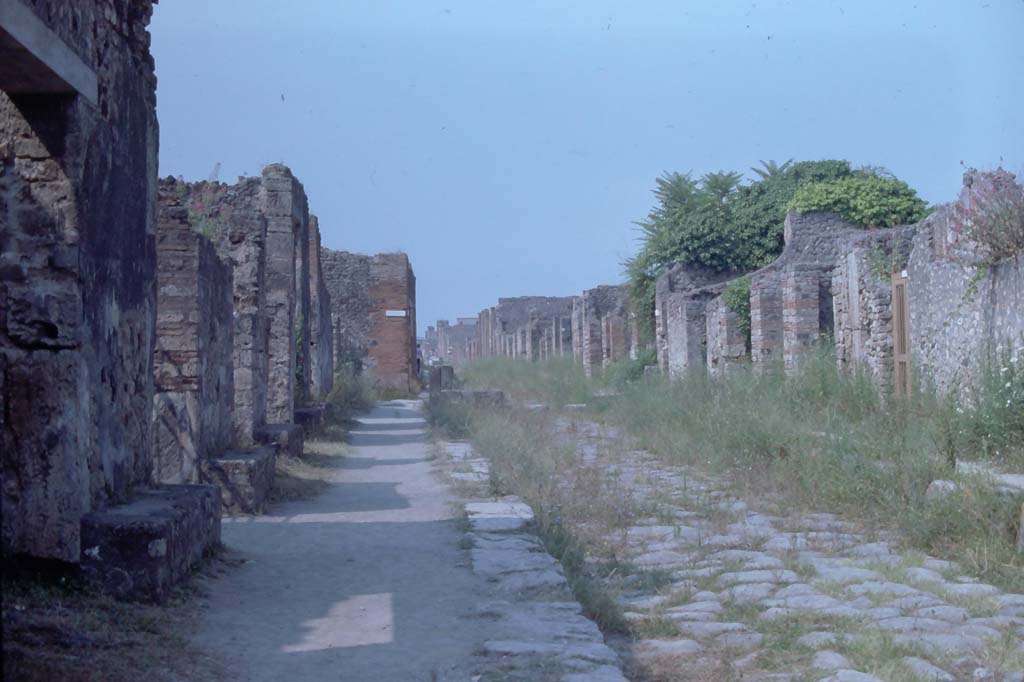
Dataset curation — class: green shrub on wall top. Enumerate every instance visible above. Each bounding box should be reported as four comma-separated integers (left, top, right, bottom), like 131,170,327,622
786,174,928,228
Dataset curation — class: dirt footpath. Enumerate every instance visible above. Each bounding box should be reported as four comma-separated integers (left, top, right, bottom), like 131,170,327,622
192,400,496,682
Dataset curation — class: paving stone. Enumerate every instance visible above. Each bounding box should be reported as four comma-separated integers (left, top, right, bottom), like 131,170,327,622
863,607,903,620
467,501,535,531
845,542,894,557
893,631,986,654
943,583,1000,598
721,582,776,604
773,583,819,599
471,545,561,576
716,632,764,650
451,472,489,482
668,600,723,614
483,639,618,664
814,565,884,585
718,569,800,586
796,631,838,648
847,581,922,598
812,650,851,670
901,657,955,681
634,550,694,567
627,524,700,543
828,671,884,682
959,623,1002,640
763,594,843,610
875,616,955,633
889,594,946,610
619,594,671,611
692,590,720,602
996,594,1024,607
913,605,969,622
674,621,747,638
632,638,703,658
905,567,946,584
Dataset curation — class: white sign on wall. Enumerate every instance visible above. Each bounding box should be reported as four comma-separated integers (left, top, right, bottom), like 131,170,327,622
385,309,408,318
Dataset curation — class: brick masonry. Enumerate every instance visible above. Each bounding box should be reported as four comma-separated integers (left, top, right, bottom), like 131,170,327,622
322,249,418,391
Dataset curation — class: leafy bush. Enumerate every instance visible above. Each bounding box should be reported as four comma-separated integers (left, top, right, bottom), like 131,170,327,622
603,348,657,391
721,277,752,341
787,174,928,228
324,362,375,424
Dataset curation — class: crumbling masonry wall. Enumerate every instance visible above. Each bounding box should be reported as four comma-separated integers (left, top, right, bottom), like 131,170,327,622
655,264,739,374
153,190,234,484
749,211,862,373
322,249,418,391
171,177,270,446
1,0,159,562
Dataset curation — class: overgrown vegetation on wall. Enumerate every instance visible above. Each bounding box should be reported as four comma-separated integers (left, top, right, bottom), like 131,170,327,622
787,173,929,228
721,276,752,342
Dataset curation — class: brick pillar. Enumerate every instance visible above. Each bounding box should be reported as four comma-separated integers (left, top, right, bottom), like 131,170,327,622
751,269,783,371
783,266,822,374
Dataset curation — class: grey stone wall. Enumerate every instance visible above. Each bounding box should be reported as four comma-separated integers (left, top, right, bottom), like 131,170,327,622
322,249,371,369
905,174,1024,393
153,189,233,484
1,0,159,562
831,170,1024,396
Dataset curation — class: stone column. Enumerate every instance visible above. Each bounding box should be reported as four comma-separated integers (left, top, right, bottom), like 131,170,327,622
666,294,707,379
260,165,306,423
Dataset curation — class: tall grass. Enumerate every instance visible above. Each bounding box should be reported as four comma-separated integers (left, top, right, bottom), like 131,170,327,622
460,349,1024,591
461,356,592,406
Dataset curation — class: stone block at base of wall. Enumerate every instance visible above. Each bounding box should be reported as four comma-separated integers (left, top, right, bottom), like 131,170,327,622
434,389,507,408
200,447,276,515
79,485,221,602
255,423,305,458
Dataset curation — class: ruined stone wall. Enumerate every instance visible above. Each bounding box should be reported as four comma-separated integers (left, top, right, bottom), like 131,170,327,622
153,191,233,484
321,249,417,389
749,211,863,372
579,285,627,376
171,177,270,447
322,249,372,370
307,216,333,400
1,0,158,561
903,172,1024,394
436,318,477,365
831,229,913,391
655,264,738,373
705,296,747,376
490,296,574,362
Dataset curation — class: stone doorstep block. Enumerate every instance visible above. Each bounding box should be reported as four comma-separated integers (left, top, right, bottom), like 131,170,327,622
435,389,507,408
200,447,276,515
80,484,221,602
293,406,324,431
255,422,304,458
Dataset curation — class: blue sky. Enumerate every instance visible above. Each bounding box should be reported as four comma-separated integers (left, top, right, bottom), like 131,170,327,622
150,1,1024,334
